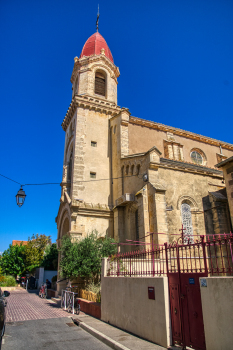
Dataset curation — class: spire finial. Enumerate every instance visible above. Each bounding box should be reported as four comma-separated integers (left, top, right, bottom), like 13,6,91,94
96,5,100,32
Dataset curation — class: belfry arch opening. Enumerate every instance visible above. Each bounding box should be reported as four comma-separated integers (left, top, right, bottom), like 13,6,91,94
95,71,106,97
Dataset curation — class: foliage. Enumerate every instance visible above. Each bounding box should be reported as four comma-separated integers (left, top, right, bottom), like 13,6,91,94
59,231,117,282
24,234,51,272
0,275,17,287
0,244,26,278
41,243,58,270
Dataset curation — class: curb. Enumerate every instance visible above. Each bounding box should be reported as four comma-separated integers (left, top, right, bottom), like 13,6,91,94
71,317,130,350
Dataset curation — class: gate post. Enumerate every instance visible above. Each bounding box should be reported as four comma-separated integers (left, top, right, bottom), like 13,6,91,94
164,242,169,275
200,235,208,275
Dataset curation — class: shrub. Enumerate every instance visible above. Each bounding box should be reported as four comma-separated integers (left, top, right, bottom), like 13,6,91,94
0,275,17,287
59,231,117,282
85,281,101,294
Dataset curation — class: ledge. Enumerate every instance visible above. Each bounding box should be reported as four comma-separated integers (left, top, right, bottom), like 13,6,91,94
62,95,121,131
160,158,223,177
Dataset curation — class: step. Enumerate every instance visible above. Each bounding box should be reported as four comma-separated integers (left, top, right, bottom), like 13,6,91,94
51,297,61,305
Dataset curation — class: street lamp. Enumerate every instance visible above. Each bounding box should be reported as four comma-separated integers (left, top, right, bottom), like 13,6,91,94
16,186,26,207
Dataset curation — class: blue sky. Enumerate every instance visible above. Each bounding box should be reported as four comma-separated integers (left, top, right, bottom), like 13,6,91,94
0,0,233,253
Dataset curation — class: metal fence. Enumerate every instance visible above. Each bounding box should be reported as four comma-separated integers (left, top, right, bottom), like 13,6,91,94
107,234,233,277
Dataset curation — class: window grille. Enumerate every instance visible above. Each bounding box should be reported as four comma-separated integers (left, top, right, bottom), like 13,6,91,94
191,151,203,165
181,203,194,243
95,72,105,96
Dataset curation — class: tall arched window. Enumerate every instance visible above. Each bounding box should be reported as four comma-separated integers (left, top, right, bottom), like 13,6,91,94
181,203,194,243
95,72,106,96
68,152,73,182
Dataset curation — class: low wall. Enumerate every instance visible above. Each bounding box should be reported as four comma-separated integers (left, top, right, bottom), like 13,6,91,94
79,298,101,319
101,258,171,348
47,289,56,298
200,277,233,350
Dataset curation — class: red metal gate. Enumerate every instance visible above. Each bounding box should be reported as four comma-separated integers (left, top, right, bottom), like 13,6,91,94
166,237,207,350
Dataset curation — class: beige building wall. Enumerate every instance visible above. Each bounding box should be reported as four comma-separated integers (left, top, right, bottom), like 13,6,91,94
72,108,111,205
101,259,172,348
200,277,233,350
128,120,233,168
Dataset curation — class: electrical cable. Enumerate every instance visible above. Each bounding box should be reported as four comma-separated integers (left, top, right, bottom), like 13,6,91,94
0,173,21,185
0,172,143,187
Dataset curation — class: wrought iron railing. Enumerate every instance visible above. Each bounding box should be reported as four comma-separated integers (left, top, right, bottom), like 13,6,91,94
107,233,233,277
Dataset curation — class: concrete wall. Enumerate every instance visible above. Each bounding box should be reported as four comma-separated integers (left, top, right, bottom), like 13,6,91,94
101,259,171,348
200,277,233,350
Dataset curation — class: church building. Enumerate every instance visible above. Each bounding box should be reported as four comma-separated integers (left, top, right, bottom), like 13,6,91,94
56,29,233,283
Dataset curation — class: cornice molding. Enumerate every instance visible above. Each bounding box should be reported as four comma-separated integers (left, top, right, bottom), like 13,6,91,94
62,95,121,131
160,158,223,178
69,201,113,218
129,116,233,151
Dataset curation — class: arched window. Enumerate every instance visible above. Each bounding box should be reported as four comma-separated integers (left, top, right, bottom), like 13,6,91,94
95,72,106,96
181,203,194,244
190,149,207,166
131,165,135,175
136,164,140,175
68,152,73,182
191,151,202,165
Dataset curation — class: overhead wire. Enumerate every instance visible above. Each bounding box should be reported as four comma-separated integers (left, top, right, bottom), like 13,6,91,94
0,173,21,185
0,172,144,187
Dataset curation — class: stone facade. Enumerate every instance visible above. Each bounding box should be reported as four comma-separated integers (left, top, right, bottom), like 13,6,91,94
56,32,233,287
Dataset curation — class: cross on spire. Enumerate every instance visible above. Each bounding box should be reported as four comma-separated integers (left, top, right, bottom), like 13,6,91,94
96,5,100,32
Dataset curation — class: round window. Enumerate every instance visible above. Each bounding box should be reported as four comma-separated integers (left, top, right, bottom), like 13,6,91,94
190,151,203,165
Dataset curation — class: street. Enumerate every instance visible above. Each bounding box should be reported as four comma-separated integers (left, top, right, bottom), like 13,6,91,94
2,289,111,350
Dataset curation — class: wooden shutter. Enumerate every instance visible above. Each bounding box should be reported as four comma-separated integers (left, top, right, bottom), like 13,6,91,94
95,72,105,96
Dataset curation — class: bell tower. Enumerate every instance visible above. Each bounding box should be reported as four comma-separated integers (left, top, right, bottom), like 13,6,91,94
56,30,121,260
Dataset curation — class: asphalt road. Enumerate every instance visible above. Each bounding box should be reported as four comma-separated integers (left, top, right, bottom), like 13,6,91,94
2,317,111,350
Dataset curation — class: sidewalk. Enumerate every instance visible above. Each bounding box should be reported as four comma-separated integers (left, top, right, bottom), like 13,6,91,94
71,314,172,350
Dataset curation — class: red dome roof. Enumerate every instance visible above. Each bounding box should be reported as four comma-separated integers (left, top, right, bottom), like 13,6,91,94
80,32,114,63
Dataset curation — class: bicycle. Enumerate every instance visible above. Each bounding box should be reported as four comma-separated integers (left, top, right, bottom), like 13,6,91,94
66,292,80,315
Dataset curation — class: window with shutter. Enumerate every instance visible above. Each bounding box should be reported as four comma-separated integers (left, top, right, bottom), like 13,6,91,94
95,72,105,96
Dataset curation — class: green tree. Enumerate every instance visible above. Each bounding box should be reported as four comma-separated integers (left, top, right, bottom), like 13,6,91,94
41,243,58,270
59,232,117,282
0,244,26,278
24,234,51,272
